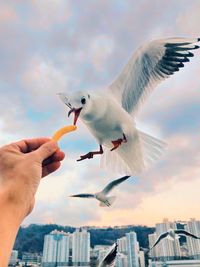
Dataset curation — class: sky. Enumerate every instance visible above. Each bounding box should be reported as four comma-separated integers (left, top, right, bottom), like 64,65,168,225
0,0,200,227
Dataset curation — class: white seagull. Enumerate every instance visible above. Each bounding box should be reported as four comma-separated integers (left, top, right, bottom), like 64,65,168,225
59,37,200,174
150,228,200,250
98,243,118,267
69,175,130,207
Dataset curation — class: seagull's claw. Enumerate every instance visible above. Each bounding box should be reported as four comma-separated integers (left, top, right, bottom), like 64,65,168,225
77,145,103,161
110,139,123,151
110,134,127,151
77,152,94,161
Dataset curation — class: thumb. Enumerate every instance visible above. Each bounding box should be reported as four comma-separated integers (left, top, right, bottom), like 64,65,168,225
33,141,58,163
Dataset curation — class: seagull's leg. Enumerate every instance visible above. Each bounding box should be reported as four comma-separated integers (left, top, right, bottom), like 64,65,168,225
110,133,127,151
77,145,103,161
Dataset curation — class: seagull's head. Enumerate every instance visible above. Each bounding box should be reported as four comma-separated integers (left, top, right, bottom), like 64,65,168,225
58,91,92,125
168,228,174,235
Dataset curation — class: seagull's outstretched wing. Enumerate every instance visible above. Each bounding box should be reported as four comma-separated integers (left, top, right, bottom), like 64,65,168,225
109,37,200,115
69,194,95,198
175,230,200,239
150,232,169,250
101,176,130,195
98,243,118,267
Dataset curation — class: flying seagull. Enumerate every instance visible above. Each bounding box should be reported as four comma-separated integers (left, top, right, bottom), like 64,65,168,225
98,243,118,267
69,175,130,207
59,37,200,174
150,228,200,250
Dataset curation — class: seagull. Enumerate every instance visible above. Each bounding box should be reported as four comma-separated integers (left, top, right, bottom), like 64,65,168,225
69,175,130,207
98,243,118,267
150,228,200,250
59,37,200,174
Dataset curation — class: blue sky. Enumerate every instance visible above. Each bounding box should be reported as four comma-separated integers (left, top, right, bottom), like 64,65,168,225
0,0,200,226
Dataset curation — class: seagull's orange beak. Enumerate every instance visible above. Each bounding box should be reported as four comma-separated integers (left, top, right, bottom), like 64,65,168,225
68,107,82,125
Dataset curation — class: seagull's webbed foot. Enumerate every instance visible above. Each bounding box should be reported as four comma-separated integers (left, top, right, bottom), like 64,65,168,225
77,152,94,161
110,133,127,151
77,145,103,161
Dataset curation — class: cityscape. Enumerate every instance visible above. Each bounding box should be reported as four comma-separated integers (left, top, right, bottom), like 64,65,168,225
9,218,200,267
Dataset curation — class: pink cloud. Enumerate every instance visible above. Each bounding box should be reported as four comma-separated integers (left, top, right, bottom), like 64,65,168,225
176,2,200,36
29,0,72,29
0,4,17,24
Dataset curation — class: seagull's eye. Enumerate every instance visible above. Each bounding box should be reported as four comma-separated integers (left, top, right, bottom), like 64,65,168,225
81,97,86,105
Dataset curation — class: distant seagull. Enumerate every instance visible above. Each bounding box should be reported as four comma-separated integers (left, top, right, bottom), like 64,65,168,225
69,175,130,207
59,37,200,175
98,243,118,267
150,228,200,250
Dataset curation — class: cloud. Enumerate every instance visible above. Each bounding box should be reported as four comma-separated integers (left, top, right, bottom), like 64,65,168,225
22,57,68,104
23,159,107,226
1,0,200,227
0,3,17,24
29,0,72,29
89,35,115,71
176,1,200,36
22,130,200,227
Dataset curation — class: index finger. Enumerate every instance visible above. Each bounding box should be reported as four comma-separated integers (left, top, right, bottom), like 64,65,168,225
13,138,55,153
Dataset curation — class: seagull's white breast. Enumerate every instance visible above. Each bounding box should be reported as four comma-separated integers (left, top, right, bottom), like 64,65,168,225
95,192,107,202
82,93,134,145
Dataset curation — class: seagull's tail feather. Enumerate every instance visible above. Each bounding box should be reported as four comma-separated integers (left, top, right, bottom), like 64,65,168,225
107,196,116,206
167,236,175,241
101,129,166,175
99,196,116,207
138,130,166,166
99,202,108,207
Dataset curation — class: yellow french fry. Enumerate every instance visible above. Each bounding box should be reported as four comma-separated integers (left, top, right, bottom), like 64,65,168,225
52,125,77,142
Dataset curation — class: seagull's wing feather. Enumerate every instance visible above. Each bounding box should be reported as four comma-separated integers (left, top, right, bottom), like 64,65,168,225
98,243,118,267
101,175,130,195
175,230,200,239
69,194,95,198
57,93,71,108
150,232,169,250
109,37,200,115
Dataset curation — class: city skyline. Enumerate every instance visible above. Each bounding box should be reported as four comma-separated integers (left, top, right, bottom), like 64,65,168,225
148,218,200,266
0,1,200,227
41,228,144,267
11,218,200,266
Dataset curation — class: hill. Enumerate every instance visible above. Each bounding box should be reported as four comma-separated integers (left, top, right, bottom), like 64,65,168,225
14,224,154,257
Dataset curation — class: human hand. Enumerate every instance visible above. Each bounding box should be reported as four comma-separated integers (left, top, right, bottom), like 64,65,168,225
0,138,65,219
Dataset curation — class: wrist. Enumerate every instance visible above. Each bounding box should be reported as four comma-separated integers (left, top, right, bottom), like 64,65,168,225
0,188,27,267
0,185,30,223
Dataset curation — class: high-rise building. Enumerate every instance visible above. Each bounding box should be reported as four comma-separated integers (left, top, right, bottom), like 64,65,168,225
118,236,128,254
149,219,181,260
149,259,200,266
149,233,160,259
138,250,145,267
117,232,144,267
22,252,42,264
116,253,128,267
126,231,139,267
9,250,18,266
42,230,70,267
185,219,200,259
72,228,90,265
92,245,110,266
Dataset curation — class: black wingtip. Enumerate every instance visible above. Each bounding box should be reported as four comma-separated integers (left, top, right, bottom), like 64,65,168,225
198,38,200,42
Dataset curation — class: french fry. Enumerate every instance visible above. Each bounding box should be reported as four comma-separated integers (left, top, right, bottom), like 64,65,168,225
52,125,77,141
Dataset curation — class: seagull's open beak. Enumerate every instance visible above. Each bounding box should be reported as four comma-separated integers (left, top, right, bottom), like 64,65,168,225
68,107,82,125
